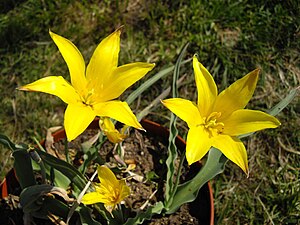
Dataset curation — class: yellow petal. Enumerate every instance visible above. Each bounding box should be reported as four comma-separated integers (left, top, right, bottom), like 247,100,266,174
98,165,119,188
64,103,96,141
212,135,248,174
193,56,217,117
213,69,259,120
49,31,87,95
161,98,203,128
186,126,212,165
86,29,121,91
222,109,281,136
81,191,105,205
94,101,142,130
17,76,80,104
106,131,127,144
118,180,131,200
96,62,155,101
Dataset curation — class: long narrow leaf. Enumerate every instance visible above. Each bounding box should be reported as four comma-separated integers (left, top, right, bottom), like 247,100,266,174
166,147,227,214
124,202,164,225
78,205,102,225
36,149,88,194
165,43,189,207
267,86,299,116
0,135,36,189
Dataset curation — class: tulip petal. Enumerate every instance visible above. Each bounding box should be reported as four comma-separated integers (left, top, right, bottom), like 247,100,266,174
81,191,105,205
212,135,248,174
64,104,96,141
214,69,259,120
49,31,87,95
161,98,203,128
98,165,119,188
86,29,121,90
94,101,142,130
193,56,217,117
222,109,280,136
82,166,130,208
96,62,155,101
118,180,131,200
17,76,80,104
186,126,211,165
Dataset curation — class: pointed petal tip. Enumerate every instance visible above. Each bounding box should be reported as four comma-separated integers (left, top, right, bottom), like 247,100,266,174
150,63,156,69
116,25,124,33
48,29,56,38
66,134,75,142
240,161,249,176
250,68,260,78
246,170,250,178
138,127,146,132
16,86,25,91
135,123,146,132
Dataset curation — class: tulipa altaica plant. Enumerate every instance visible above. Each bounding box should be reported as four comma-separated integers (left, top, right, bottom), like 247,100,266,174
0,29,297,225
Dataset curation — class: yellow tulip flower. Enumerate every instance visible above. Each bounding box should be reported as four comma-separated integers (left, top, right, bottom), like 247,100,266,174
99,117,128,144
162,56,280,174
81,165,130,212
18,29,155,141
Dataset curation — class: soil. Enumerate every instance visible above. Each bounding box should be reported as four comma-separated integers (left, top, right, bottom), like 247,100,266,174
0,121,212,225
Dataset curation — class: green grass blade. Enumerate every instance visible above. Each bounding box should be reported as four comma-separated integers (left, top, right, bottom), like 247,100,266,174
164,43,189,207
267,86,299,116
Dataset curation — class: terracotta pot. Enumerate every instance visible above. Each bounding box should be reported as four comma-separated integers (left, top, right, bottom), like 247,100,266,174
0,118,214,225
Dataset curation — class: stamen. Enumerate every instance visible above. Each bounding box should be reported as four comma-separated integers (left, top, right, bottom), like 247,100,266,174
202,112,224,137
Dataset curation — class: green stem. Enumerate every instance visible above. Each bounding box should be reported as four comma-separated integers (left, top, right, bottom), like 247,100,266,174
65,139,70,163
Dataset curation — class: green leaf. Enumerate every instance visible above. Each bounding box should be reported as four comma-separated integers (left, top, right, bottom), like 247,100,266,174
126,59,191,105
13,148,36,189
49,164,71,190
0,135,36,189
36,149,88,195
0,134,17,151
78,205,102,225
20,184,69,217
165,43,189,208
166,147,227,214
40,197,70,219
267,86,299,116
20,184,71,219
124,201,164,225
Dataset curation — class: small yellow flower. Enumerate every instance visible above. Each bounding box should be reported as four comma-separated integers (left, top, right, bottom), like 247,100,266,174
99,117,128,144
162,56,280,174
18,29,155,141
81,165,130,212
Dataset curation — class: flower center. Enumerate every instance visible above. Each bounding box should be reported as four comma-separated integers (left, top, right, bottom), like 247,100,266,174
81,89,95,106
202,112,224,137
